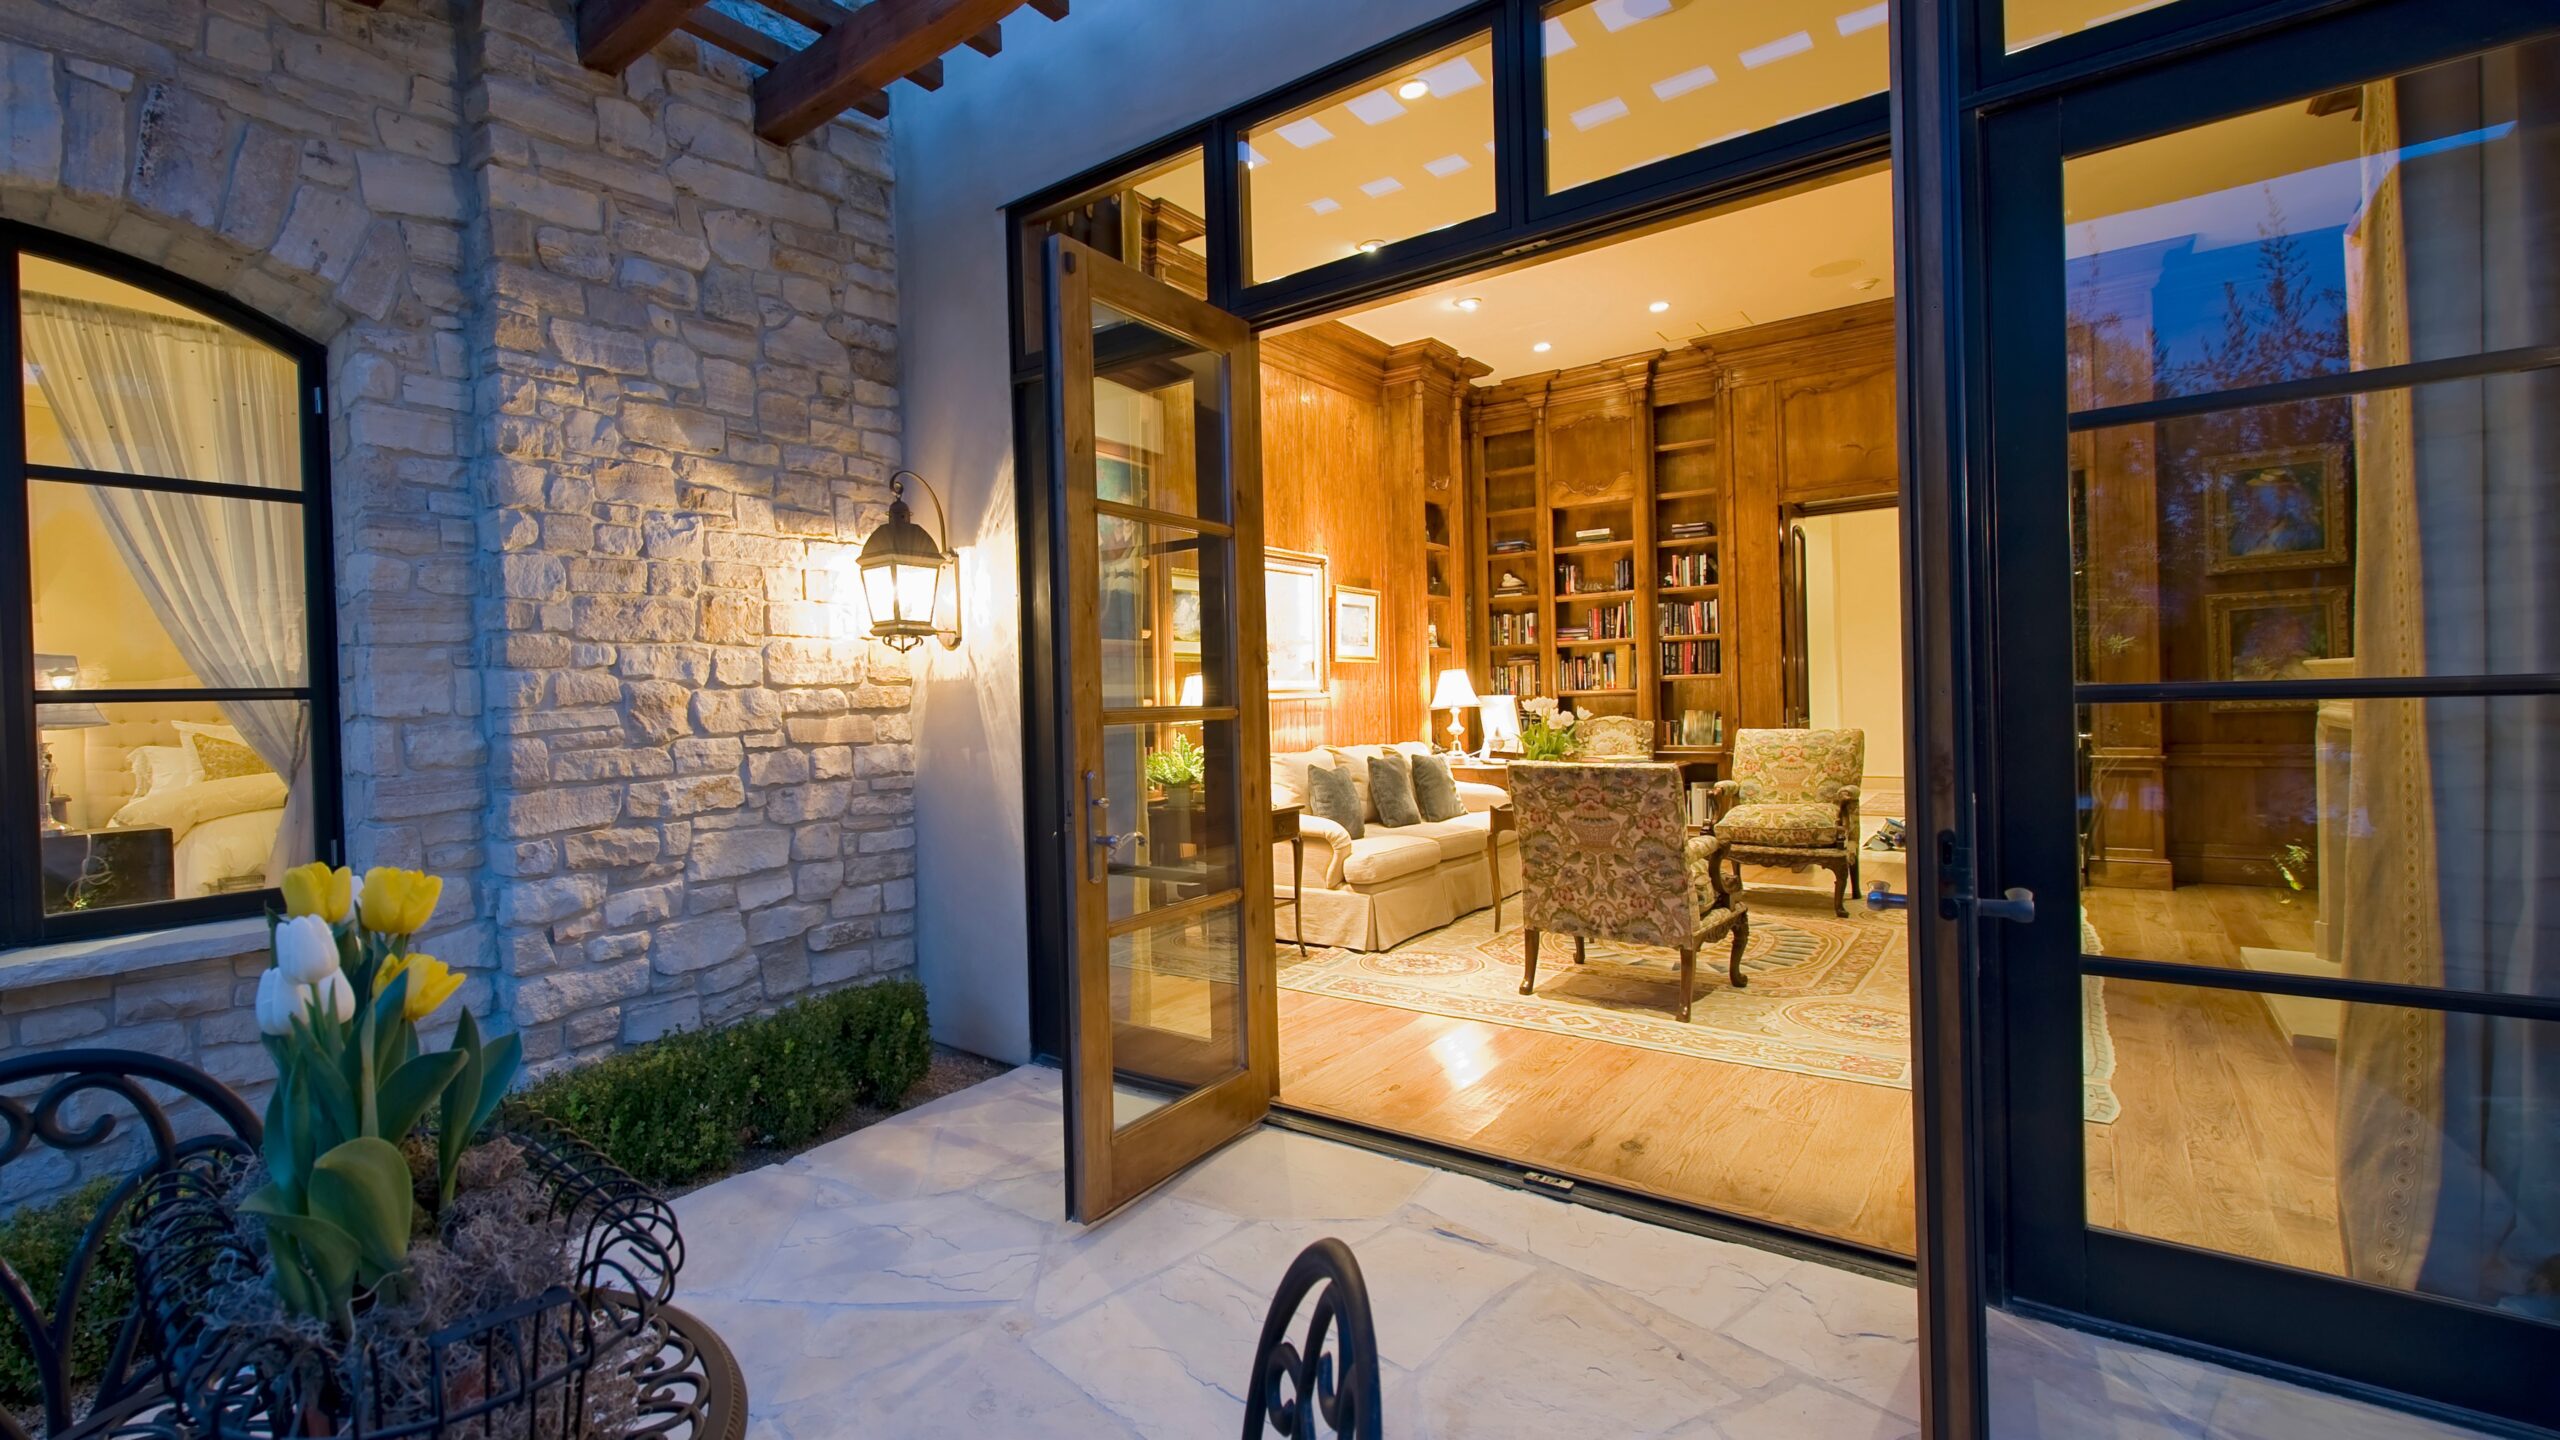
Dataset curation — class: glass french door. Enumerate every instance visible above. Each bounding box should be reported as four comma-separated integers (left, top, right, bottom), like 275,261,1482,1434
1981,4,2560,1428
1043,234,1277,1222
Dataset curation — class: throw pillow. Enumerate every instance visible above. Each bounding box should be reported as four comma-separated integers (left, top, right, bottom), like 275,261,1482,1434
1305,764,1365,839
1367,752,1423,828
1410,753,1465,823
189,731,273,781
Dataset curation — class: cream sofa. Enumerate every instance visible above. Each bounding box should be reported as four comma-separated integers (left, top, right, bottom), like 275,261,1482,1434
1272,743,1522,952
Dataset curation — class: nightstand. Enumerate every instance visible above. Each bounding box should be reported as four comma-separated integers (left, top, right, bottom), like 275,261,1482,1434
41,826,177,913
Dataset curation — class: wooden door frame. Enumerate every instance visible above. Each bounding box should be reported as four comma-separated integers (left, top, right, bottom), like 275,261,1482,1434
1045,235,1279,1222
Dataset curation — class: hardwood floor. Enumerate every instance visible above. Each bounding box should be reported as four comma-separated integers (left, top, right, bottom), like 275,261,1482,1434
1277,880,2347,1269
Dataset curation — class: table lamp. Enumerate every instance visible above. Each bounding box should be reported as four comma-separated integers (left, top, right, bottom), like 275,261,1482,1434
1177,673,1205,708
34,654,107,833
1429,668,1479,754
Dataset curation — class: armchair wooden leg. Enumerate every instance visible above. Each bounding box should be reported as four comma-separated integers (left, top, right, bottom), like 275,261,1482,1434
1830,858,1849,918
1677,947,1694,1023
1573,935,1587,965
1728,911,1750,989
1521,928,1541,996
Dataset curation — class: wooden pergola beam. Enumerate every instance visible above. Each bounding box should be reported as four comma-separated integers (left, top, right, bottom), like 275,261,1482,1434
578,0,703,71
754,0,1034,143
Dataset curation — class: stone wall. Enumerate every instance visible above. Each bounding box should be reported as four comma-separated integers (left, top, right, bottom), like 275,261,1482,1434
0,0,912,1210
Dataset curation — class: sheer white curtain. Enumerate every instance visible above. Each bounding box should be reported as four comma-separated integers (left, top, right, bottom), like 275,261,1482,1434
21,294,312,883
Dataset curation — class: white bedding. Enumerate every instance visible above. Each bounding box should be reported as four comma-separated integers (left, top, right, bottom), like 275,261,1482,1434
108,772,290,897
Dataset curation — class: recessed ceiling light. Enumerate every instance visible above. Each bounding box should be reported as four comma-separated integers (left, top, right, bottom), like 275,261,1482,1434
1532,341,1553,353
1648,300,1671,313
1455,296,1483,312
1356,239,1385,254
1398,78,1431,100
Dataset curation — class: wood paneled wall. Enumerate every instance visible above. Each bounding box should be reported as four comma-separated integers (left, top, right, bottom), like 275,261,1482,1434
1260,324,1426,750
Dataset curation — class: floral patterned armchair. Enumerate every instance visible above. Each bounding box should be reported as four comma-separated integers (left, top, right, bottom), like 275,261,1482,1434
1571,713,1652,760
1507,761,1748,1022
1708,727,1865,916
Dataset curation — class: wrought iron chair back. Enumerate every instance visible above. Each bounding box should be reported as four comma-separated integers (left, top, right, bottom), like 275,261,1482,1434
1243,1238,1381,1440
0,1050,264,1440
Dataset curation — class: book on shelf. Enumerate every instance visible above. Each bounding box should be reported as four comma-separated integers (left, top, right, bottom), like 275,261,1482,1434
1556,557,1635,594
1490,612,1539,645
1658,638,1722,677
1571,527,1614,543
1665,520,1715,538
1657,597,1718,636
1670,708,1726,748
1660,550,1718,587
1491,538,1534,554
1491,658,1541,697
1558,651,1622,691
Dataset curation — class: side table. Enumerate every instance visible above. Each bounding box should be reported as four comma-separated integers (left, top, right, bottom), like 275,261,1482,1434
1272,803,1307,955
40,825,175,913
1448,760,1510,791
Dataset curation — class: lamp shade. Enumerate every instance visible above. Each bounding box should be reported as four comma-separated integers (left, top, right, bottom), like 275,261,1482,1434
1429,668,1479,711
1177,673,1205,708
858,497,946,652
33,653,105,728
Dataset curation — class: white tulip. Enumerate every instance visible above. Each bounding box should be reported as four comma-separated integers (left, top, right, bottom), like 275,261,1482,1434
273,913,340,986
318,970,356,1023
254,967,299,1037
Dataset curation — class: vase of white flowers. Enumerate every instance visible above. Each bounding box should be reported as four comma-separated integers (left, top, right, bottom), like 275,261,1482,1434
1517,697,1580,761
130,864,684,1439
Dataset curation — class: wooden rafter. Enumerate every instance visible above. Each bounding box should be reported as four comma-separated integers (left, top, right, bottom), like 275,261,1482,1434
578,0,703,70
754,0,1063,143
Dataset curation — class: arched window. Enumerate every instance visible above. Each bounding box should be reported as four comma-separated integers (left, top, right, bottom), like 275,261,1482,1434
5,229,338,944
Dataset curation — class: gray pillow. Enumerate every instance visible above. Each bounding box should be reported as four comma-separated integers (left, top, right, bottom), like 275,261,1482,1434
1410,753,1465,823
1368,753,1423,828
1306,765,1364,838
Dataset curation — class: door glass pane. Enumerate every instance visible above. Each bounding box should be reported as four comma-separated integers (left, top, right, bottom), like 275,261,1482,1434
35,699,313,912
2085,976,2559,1326
1091,301,1228,522
2007,0,2182,54
1099,720,1241,925
1100,516,1229,711
1109,901,1247,1125
1541,0,1887,195
2079,697,2559,1002
1241,30,1497,285
20,254,301,489
31,481,308,691
1019,147,1207,362
2063,40,2559,410
2068,377,2557,686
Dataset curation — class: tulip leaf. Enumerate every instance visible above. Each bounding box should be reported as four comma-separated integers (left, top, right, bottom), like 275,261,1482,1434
243,1184,361,1308
376,1048,467,1144
437,1010,486,1208
467,1031,522,1141
309,1137,413,1282
372,969,410,1034
295,1024,358,1149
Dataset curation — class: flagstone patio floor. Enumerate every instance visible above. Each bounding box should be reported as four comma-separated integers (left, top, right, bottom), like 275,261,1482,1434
671,1065,2492,1439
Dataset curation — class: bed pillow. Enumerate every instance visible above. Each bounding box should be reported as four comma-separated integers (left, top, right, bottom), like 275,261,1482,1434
1410,753,1466,823
127,745,190,800
1366,753,1423,828
1305,765,1365,840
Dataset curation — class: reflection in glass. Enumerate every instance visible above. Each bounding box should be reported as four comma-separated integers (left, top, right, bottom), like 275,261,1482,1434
2007,0,2182,54
36,700,312,913
1110,902,1247,1125
1541,0,1887,195
30,481,308,692
1019,148,1207,359
2080,697,2558,1002
1099,517,1227,711
2085,978,2559,1325
20,254,301,488
1100,721,1240,925
1241,31,1497,284
1091,301,1224,522
2064,41,2558,410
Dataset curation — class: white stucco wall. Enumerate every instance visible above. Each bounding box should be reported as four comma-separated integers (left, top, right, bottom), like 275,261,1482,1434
892,0,1460,1061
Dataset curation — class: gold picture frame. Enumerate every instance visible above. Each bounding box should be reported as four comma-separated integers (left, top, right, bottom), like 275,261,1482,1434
2207,588,2350,709
1332,584,1380,663
2204,444,2349,575
1264,548,1329,699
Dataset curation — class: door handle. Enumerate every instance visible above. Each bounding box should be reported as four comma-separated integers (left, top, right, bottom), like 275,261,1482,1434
1084,770,1135,883
1976,887,2035,924
1864,883,1908,912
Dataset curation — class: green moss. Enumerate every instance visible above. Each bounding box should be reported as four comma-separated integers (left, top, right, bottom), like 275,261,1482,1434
0,1175,134,1417
513,979,931,1188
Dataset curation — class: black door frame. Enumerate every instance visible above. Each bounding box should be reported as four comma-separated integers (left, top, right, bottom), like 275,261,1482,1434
1978,1,2560,1432
999,0,2550,1433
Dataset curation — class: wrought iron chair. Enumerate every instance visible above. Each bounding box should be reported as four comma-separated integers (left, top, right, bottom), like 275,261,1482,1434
1244,1238,1381,1440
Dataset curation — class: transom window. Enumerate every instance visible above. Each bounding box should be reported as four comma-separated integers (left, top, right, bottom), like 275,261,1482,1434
7,235,336,944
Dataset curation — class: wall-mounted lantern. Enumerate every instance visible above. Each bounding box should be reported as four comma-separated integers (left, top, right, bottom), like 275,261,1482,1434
859,469,962,652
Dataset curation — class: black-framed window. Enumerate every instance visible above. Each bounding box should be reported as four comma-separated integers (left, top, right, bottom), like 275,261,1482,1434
1,229,338,946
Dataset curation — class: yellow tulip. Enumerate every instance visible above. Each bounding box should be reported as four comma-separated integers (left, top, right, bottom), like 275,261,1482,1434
281,862,354,924
377,951,464,1021
359,867,443,936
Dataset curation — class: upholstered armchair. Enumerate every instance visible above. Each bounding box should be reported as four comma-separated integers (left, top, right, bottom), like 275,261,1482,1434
1507,761,1748,1022
1572,713,1652,760
1708,727,1865,916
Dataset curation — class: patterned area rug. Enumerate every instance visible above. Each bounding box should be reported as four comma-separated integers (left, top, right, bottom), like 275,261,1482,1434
1280,888,2122,1122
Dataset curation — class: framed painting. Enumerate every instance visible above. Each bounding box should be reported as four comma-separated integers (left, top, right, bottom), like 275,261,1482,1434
2204,444,2348,574
1170,568,1202,658
1265,548,1328,699
2207,588,2350,709
1333,585,1379,663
